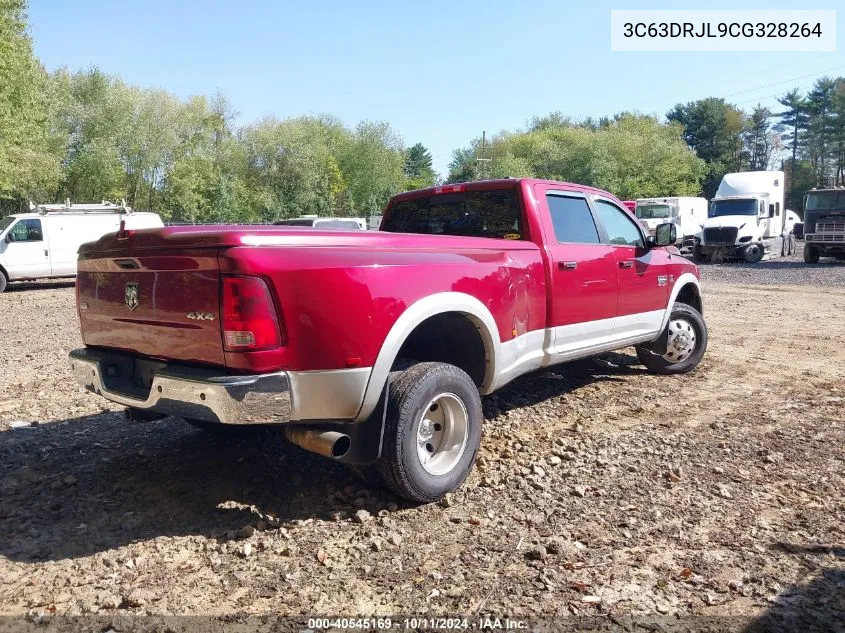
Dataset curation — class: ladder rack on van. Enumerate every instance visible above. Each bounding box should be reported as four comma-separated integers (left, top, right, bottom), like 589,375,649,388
30,199,134,215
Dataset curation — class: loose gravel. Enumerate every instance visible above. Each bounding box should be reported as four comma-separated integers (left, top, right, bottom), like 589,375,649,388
0,278,843,632
695,245,844,287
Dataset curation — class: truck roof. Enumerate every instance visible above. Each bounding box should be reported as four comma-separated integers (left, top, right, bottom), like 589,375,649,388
389,179,626,206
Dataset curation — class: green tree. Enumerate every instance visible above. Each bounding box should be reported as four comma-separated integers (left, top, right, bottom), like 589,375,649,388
446,146,478,183
742,105,777,171
403,142,436,189
0,0,60,200
450,114,704,199
776,88,809,173
667,98,745,198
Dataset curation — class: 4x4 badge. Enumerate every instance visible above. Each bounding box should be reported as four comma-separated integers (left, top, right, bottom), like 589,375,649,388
125,283,139,310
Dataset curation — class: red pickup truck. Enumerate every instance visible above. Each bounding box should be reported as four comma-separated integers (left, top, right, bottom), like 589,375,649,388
69,179,706,502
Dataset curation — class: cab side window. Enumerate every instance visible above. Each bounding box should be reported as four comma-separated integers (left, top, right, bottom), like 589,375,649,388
594,200,643,248
546,194,600,244
9,219,43,242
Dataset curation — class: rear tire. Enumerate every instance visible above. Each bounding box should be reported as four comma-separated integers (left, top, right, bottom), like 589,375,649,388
376,362,482,503
636,303,708,375
0,271,7,293
803,244,820,264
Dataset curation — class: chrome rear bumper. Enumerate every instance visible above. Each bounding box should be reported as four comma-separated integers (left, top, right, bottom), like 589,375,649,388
69,348,291,424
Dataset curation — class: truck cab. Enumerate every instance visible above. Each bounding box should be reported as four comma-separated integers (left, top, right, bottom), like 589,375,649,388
635,196,708,251
695,171,793,263
802,188,845,263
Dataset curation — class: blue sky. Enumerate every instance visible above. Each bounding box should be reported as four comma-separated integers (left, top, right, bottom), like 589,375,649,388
28,0,845,176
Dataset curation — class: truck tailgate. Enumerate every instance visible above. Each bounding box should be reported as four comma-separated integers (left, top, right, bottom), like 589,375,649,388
76,248,225,366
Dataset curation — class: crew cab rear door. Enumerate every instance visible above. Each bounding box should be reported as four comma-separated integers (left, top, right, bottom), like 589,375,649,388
591,197,668,337
533,184,618,351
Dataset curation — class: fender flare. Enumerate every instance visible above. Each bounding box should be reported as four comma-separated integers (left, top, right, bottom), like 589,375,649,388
354,292,501,422
658,273,701,333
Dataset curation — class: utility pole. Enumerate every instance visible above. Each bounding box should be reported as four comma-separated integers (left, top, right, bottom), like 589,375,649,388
475,130,491,181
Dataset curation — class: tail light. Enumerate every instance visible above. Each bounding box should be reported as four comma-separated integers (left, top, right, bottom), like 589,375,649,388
221,275,284,351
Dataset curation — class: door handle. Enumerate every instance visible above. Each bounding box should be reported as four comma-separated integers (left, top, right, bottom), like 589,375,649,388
559,261,577,270
619,260,633,269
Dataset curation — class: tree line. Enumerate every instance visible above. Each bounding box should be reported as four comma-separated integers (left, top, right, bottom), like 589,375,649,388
2,0,843,220
0,1,435,222
448,78,845,213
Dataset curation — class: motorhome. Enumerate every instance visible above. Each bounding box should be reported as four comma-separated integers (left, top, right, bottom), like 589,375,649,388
0,201,162,292
694,171,794,263
635,197,708,249
802,188,845,263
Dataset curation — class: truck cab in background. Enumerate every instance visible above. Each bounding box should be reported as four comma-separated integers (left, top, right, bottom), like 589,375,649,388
635,196,708,252
802,188,845,264
694,171,794,264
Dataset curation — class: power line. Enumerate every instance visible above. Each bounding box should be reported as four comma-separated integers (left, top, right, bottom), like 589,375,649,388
722,63,845,99
628,53,837,111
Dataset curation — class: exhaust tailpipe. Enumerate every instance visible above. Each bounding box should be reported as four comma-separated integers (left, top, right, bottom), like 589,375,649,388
285,427,351,460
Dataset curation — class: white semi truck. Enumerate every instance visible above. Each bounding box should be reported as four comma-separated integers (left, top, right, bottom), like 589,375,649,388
694,171,795,263
635,197,708,251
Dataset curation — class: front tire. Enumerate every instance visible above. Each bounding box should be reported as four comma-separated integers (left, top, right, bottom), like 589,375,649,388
636,303,707,375
376,362,482,503
803,243,820,264
743,243,764,263
0,271,7,293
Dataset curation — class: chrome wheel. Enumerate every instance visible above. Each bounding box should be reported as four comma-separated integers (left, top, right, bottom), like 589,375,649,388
662,318,697,363
416,393,469,476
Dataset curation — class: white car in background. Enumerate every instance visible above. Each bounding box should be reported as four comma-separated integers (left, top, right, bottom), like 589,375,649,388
274,216,367,230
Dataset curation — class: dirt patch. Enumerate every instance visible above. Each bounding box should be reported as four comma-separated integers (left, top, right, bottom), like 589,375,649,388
0,281,843,630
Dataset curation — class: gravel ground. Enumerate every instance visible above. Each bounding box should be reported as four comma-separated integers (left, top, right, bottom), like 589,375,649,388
0,277,843,632
696,243,845,287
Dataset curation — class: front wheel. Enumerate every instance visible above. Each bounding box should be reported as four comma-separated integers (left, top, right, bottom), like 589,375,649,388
376,362,482,503
636,303,708,375
743,243,764,263
803,243,820,264
0,271,7,293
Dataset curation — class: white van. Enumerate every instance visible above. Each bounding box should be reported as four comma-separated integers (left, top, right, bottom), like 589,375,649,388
0,202,163,292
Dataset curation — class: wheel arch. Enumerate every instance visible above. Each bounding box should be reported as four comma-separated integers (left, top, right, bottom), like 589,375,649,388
659,273,702,333
355,292,501,422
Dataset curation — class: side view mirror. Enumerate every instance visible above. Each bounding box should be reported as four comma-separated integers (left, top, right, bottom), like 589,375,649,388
4,233,12,244
652,222,676,247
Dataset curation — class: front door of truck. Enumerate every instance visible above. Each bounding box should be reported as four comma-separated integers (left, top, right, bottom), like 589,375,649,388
2,218,51,280
591,198,668,337
535,186,618,355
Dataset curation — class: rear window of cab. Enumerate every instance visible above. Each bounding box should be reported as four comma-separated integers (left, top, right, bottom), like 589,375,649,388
382,190,523,240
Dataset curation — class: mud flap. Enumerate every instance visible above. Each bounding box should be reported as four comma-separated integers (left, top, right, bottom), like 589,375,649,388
335,382,389,466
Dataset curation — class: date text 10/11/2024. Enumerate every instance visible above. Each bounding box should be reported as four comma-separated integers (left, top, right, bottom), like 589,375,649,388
306,617,529,630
